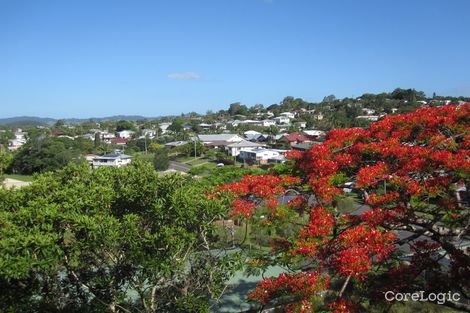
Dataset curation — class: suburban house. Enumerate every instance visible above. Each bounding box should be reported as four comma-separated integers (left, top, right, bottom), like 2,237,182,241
261,119,276,127
116,130,135,139
314,113,324,120
7,129,27,151
356,115,381,121
280,112,295,119
100,131,116,143
78,133,95,141
159,122,171,134
198,134,244,148
92,153,132,168
8,138,26,151
84,154,99,166
227,140,266,156
280,132,313,147
294,121,307,128
362,108,376,115
303,129,326,139
111,138,128,145
239,147,287,164
244,130,269,142
164,141,188,148
50,129,65,137
274,116,290,124
199,123,213,129
141,129,157,138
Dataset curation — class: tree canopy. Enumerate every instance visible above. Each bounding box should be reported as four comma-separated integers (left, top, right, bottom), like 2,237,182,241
9,136,83,174
0,161,237,312
215,104,470,312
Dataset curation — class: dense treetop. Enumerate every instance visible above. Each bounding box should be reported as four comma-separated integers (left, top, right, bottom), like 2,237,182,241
216,104,470,312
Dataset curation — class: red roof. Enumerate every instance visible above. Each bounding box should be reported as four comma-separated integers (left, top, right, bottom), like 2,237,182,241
111,138,128,144
282,132,311,143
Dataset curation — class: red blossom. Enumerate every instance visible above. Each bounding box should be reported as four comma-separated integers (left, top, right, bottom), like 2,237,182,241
356,162,389,187
299,206,334,237
229,199,256,218
327,299,357,313
248,272,329,305
212,104,470,310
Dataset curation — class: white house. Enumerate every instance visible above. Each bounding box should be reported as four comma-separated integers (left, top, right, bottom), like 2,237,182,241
303,130,326,137
295,121,307,128
198,134,244,146
239,148,287,164
280,112,295,119
362,108,376,115
159,122,172,134
142,129,157,138
8,129,27,151
199,123,213,129
356,115,380,121
261,119,276,127
8,139,26,151
117,130,135,139
227,140,265,157
92,153,132,168
314,113,324,120
274,116,290,124
100,131,116,143
244,130,261,137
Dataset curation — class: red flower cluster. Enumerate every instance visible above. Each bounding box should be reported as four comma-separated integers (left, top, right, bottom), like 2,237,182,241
299,206,334,237
229,199,256,218
327,299,357,313
330,225,396,278
356,162,389,188
213,104,470,310
247,272,329,305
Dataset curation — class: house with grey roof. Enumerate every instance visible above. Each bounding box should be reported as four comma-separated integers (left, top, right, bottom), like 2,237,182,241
92,153,132,168
227,140,266,156
198,134,244,148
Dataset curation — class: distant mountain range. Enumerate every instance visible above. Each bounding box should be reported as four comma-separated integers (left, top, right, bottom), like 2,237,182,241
0,115,153,126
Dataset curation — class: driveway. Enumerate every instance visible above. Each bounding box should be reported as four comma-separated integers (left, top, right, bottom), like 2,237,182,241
168,161,192,172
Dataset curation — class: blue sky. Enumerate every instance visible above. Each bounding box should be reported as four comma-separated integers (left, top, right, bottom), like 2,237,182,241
1,0,469,118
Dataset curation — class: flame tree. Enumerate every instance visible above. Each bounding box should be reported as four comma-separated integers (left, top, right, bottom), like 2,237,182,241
215,104,470,312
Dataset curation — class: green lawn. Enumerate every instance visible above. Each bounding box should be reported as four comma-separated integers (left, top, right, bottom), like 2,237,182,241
186,158,211,166
4,174,34,182
173,155,195,163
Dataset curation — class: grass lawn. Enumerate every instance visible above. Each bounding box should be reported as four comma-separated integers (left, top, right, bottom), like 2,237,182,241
173,155,195,163
4,174,34,182
186,157,211,166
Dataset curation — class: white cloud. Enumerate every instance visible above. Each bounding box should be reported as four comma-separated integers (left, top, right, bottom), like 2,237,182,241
167,72,201,80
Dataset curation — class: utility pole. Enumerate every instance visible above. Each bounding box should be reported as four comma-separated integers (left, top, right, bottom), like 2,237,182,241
194,139,197,160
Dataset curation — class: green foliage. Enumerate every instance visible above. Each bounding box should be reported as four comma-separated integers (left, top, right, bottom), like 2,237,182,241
148,143,163,152
0,130,14,145
177,141,205,157
391,88,426,102
168,117,185,133
9,137,83,174
153,148,169,171
228,102,249,116
115,120,136,132
0,150,13,174
0,162,233,312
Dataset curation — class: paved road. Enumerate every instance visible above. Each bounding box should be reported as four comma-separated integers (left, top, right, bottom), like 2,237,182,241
2,178,31,188
168,161,192,172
